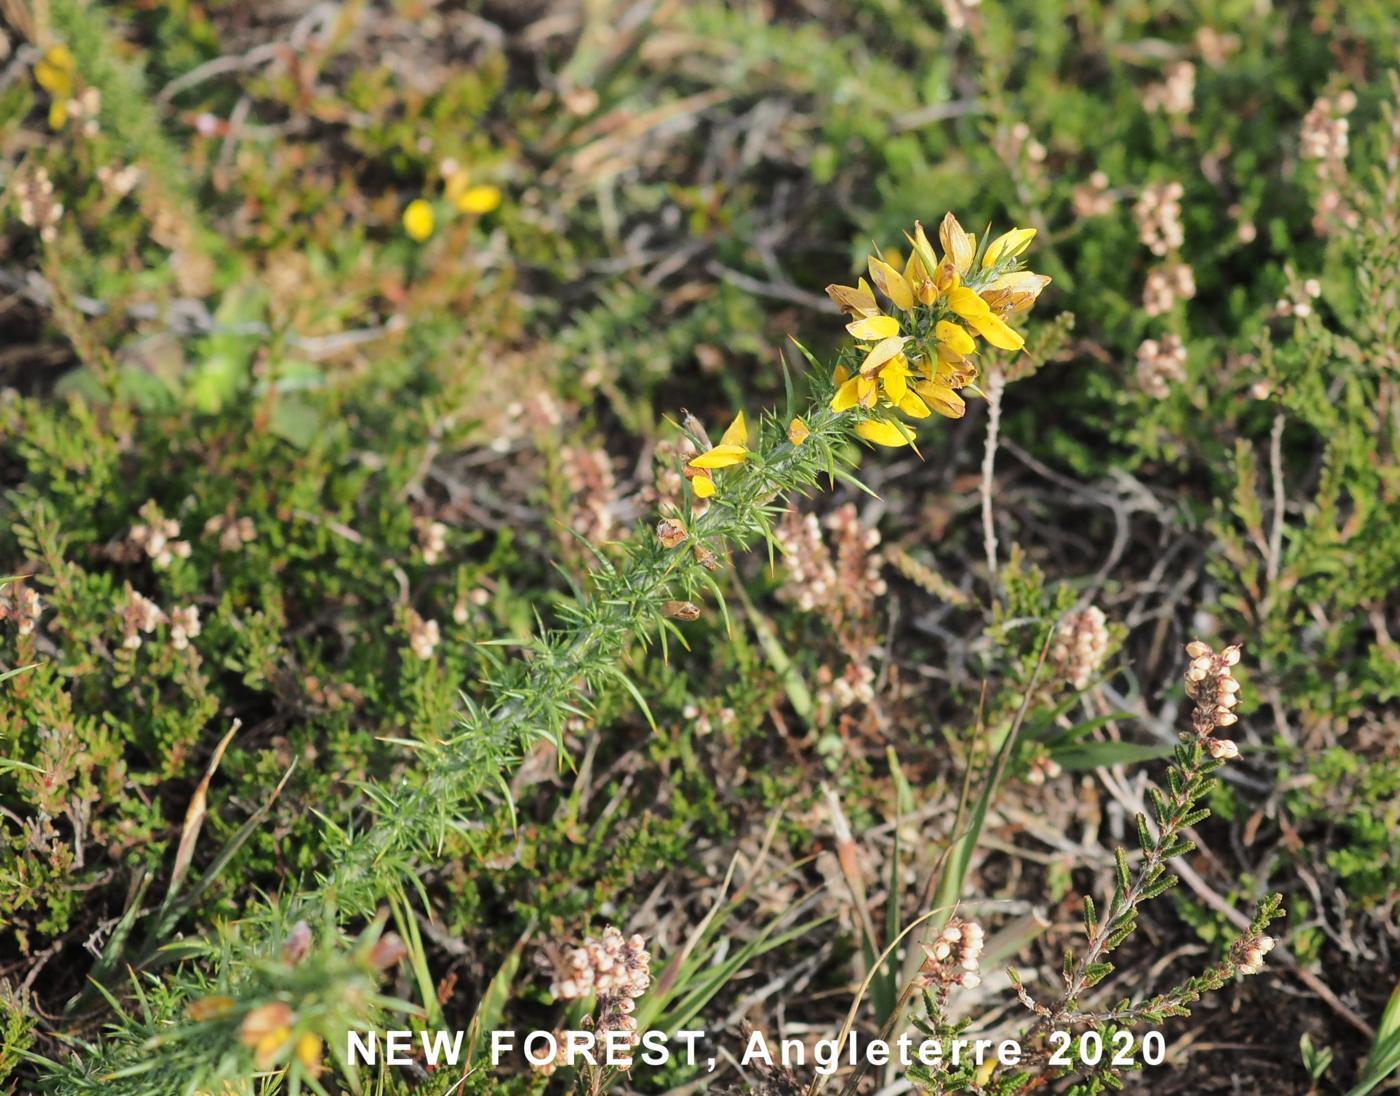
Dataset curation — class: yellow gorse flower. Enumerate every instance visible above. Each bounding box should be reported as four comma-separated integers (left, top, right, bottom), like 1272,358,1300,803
445,169,503,215
687,411,750,497
403,199,434,242
825,212,1049,447
34,45,77,130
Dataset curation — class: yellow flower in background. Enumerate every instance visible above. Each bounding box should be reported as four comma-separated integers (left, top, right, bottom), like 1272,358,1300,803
402,199,434,242
688,411,751,497
445,169,503,215
457,184,502,214
34,45,76,130
295,1032,324,1076
238,1002,294,1069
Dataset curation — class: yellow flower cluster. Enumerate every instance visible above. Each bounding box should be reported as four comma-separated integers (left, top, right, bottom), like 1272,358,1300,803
403,164,503,242
678,213,1047,497
34,45,76,130
826,213,1049,446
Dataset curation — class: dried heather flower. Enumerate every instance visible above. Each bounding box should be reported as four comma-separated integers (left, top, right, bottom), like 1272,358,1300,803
1184,640,1244,747
818,660,877,712
169,605,202,651
1300,93,1359,235
544,926,652,1066
1143,262,1197,317
119,585,166,650
129,502,190,569
405,610,440,660
96,163,142,199
1071,170,1115,218
16,167,63,242
1050,606,1110,690
204,512,256,552
1233,931,1276,975
1135,334,1188,398
1300,97,1350,162
776,505,886,620
531,1030,571,1077
914,917,985,990
561,445,620,540
651,437,694,512
1133,181,1185,256
940,0,982,31
1025,753,1063,786
0,582,43,636
414,516,448,565
1143,61,1196,117
67,85,101,136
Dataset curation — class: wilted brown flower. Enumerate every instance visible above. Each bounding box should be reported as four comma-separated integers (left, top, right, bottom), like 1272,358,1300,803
656,519,687,549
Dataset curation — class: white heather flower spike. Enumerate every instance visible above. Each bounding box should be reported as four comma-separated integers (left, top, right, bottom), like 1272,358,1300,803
1184,640,1245,757
1050,606,1110,690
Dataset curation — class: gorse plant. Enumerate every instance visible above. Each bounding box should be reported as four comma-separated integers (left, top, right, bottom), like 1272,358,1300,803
10,215,1050,1093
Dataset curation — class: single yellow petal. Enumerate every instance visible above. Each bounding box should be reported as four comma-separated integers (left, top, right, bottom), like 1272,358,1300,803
254,1027,292,1070
906,221,940,284
979,271,1051,313
867,257,914,311
857,375,879,407
938,213,976,275
934,321,976,356
859,335,909,375
719,410,749,449
788,417,810,444
689,444,748,469
947,286,990,319
903,248,925,284
833,364,850,385
826,281,880,318
899,390,932,418
48,100,68,130
295,1032,323,1072
831,376,861,412
914,381,967,419
402,199,434,242
883,366,908,405
963,310,1025,351
457,184,502,214
855,419,916,447
846,314,901,341
982,227,1037,268
692,472,715,498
